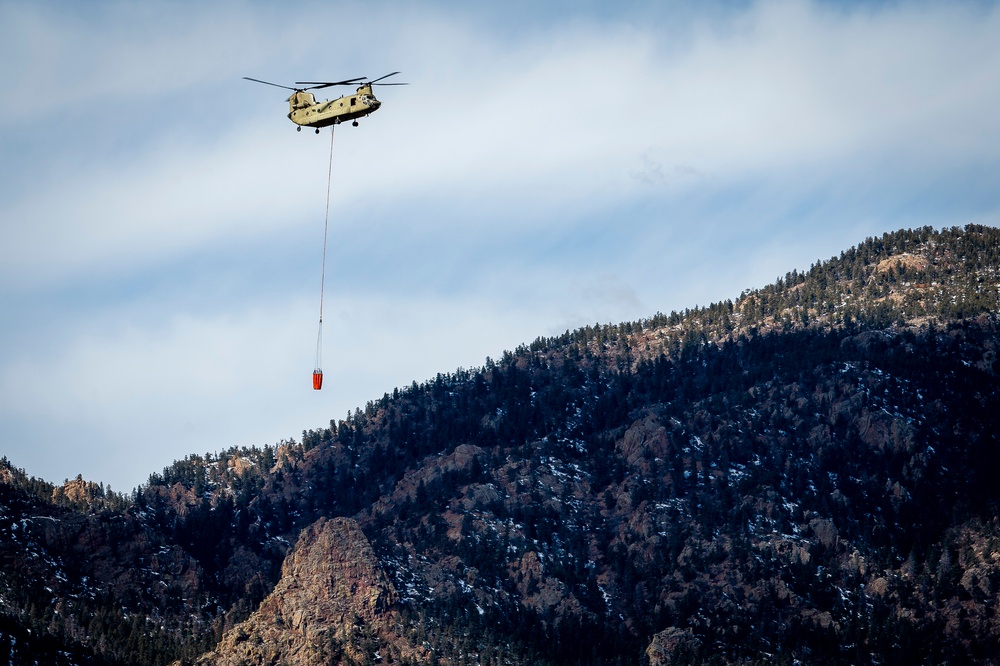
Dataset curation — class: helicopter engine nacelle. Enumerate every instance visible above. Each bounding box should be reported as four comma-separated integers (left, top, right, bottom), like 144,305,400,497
288,91,316,111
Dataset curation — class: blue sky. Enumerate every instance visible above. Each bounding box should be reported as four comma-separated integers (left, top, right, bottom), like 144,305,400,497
1,0,998,492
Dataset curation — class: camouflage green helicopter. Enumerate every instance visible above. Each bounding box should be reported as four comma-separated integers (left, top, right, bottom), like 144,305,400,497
243,72,406,132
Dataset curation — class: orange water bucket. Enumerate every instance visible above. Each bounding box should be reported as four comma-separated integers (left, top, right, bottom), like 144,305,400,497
312,370,323,390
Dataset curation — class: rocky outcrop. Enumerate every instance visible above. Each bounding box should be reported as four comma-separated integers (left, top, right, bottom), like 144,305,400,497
193,517,427,665
646,627,701,665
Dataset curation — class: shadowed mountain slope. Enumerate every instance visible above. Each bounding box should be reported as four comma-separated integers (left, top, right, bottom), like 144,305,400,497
2,224,998,664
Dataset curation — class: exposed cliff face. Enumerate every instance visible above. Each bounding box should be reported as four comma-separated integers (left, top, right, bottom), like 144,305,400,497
192,517,428,666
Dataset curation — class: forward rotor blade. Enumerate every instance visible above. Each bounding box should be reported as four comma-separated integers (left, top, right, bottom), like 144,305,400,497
243,77,299,91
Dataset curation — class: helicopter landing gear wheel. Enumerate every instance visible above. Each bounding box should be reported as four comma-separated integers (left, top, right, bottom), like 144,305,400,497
296,126,301,132
315,128,320,134
352,120,359,127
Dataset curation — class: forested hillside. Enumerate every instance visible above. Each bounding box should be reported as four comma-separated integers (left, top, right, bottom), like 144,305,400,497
2,224,998,664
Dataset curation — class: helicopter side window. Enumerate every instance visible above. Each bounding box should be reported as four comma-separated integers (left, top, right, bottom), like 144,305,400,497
351,97,357,106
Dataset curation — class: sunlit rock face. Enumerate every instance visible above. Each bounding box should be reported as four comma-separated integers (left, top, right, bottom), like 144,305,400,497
192,516,428,666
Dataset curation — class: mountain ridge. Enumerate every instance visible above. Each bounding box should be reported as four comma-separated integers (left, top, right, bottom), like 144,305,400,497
1,224,998,664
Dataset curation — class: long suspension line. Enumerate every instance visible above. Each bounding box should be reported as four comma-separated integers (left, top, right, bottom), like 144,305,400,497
313,125,335,390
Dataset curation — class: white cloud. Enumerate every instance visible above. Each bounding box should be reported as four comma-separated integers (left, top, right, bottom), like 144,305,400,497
2,0,999,490
0,3,295,124
8,1,999,285
0,291,545,490
0,125,327,288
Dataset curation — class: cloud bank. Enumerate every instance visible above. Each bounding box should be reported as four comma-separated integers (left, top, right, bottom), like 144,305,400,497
1,0,998,490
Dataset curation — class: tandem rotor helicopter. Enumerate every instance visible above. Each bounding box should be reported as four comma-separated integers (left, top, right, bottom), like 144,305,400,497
243,72,407,132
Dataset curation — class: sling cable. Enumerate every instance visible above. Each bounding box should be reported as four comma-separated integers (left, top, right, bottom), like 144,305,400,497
314,125,335,390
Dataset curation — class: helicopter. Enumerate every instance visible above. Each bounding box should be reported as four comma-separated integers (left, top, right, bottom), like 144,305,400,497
243,72,407,132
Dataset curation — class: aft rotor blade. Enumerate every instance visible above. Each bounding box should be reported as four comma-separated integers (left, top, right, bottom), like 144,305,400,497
243,77,299,91
295,78,367,90
367,71,401,84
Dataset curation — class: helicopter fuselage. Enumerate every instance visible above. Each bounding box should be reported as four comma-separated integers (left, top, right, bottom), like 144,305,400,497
288,84,382,128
